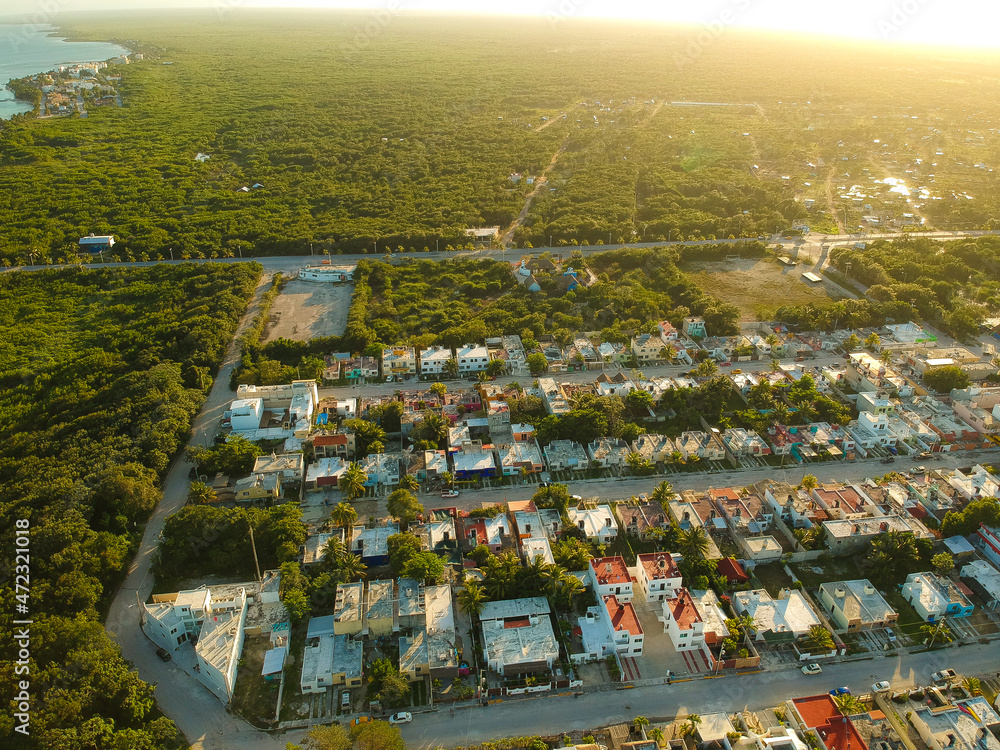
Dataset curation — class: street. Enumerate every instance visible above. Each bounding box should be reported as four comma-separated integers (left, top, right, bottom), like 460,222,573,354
401,642,996,749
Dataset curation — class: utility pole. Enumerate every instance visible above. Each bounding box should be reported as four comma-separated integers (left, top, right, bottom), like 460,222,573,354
168,247,174,261
248,517,262,582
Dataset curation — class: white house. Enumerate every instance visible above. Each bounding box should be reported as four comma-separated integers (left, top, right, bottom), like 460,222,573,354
683,317,707,337
660,588,705,652
568,505,618,544
229,398,264,431
588,556,633,602
419,346,454,376
480,598,559,675
577,594,644,660
587,437,631,468
456,344,490,373
732,589,821,642
960,560,1000,611
900,572,975,622
634,552,682,603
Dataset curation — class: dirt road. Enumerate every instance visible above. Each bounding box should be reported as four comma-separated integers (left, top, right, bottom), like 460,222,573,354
500,139,567,245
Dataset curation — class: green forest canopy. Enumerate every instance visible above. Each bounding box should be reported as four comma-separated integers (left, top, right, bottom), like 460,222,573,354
0,263,259,747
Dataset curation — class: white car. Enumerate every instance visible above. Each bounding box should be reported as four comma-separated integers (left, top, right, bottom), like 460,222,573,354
801,663,823,675
872,681,891,693
388,712,412,724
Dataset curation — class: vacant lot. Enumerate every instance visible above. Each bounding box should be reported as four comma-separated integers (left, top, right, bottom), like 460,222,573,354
264,279,353,342
683,258,852,321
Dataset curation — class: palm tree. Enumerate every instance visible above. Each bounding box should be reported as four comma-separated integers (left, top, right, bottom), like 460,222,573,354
649,727,665,748
337,552,367,582
187,480,216,505
367,439,385,456
865,332,881,351
650,480,674,504
440,471,454,489
963,677,982,696
920,621,954,647
634,716,650,740
833,693,863,716
553,573,583,612
801,474,818,491
321,536,347,567
398,474,419,492
339,463,367,502
802,625,835,653
677,526,709,560
419,411,450,448
444,357,459,379
330,502,358,540
681,714,702,739
456,580,487,619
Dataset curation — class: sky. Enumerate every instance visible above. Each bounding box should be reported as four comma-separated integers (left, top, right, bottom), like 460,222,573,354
1,0,997,50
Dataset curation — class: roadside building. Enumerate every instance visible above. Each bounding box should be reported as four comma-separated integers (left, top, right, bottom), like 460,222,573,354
480,598,559,676
817,580,898,630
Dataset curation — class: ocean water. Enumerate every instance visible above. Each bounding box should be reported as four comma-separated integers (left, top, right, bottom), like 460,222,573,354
0,23,128,119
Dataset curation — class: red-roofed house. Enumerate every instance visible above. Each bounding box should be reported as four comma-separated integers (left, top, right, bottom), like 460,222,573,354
634,552,682,603
588,556,633,602
813,486,873,521
602,594,644,656
717,557,749,584
787,695,869,750
660,588,705,653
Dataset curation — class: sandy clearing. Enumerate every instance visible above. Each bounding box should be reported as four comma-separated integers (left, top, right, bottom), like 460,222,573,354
263,278,354,342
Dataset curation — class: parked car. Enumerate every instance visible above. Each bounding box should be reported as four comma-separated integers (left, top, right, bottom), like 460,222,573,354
918,451,933,459
351,716,372,726
155,647,172,662
341,691,351,709
885,628,897,643
801,663,823,675
721,362,731,367
571,494,583,501
915,465,926,474
638,493,648,502
441,489,460,498
931,669,958,683
795,356,805,362
538,481,549,488
388,712,412,725
830,687,851,696
880,456,895,464
872,681,891,693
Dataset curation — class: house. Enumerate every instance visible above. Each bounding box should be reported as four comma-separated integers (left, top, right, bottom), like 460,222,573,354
543,439,589,471
717,557,750,584
632,434,675,464
616,502,670,540
677,431,726,461
631,333,667,364
683,317,707,338
812,485,873,521
456,344,490,373
411,510,457,557
817,580,898,630
300,620,364,693
660,589,705,653
908,700,1000,750
419,346,454,376
333,582,364,636
251,453,305,485
847,412,898,454
822,516,914,554
310,431,354,461
722,428,771,459
786,695,869,750
358,452,401,488
525,256,557,273
496,438,544,476
538,378,571,415
691,589,730,646
350,522,400,567
598,341,631,365
232,473,281,503
900,572,974,622
595,371,634,398
568,505,618,544
460,509,512,552
452,439,497,479
710,488,773,534
302,529,345,566
634,552,681,602
305,457,350,489
382,346,417,378
229,398,264,432
589,556,633,601
577,594,644,660
79,234,115,251
587,437,631,468
960,560,1000,611
732,589,822,643
465,226,500,242
399,584,460,681
365,579,396,637
299,264,356,282
976,525,1000,567
480,598,559,676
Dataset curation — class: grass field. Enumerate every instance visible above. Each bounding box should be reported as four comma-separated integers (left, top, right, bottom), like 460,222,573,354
684,258,852,321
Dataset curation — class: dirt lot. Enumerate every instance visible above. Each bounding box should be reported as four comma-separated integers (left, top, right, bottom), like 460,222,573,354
683,258,853,321
263,279,354,342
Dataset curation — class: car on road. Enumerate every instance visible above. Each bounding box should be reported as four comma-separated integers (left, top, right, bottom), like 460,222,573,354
351,716,372,726
341,691,351,709
801,663,822,675
441,489,460,498
155,647,172,662
571,494,583,501
931,669,958,683
872,681,891,693
388,712,412,725
795,356,805,362
721,361,731,367
880,456,895,464
830,687,851,696
918,451,933,459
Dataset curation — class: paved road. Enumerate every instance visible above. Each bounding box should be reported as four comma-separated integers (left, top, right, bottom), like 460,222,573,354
7,229,1000,275
102,277,285,750
401,642,995,749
